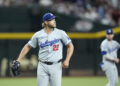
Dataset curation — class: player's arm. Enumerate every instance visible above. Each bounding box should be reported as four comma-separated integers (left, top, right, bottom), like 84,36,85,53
11,33,37,76
17,33,37,62
102,51,119,63
17,43,31,62
63,42,74,68
60,30,74,68
104,41,120,63
12,43,32,76
100,43,119,63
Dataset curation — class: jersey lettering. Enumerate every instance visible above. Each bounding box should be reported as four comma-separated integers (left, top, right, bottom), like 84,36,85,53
40,39,59,48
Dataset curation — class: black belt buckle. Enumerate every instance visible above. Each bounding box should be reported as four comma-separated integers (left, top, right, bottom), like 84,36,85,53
44,62,53,65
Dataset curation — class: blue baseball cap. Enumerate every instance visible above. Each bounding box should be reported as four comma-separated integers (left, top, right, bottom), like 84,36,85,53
43,13,56,22
106,28,114,35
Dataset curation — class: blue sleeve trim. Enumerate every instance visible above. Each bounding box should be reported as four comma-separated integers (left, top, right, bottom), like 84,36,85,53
98,62,104,67
101,51,107,55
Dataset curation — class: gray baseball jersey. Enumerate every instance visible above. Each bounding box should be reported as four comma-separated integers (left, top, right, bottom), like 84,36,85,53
28,28,71,62
100,39,120,65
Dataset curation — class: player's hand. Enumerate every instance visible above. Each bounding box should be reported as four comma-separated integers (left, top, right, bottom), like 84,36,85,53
62,60,69,68
113,58,119,63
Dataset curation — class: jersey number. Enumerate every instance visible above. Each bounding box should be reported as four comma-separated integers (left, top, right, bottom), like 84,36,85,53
53,44,59,51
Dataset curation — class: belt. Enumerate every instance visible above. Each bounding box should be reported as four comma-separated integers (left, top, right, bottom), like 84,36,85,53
39,59,62,65
106,59,114,63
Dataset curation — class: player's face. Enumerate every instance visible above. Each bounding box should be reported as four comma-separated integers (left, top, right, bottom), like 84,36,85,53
106,34,114,41
47,19,56,28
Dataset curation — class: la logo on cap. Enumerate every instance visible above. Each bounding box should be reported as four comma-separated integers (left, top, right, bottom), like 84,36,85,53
108,29,111,33
50,13,53,16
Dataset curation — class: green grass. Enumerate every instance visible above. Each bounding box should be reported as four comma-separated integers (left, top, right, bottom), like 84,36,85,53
0,77,120,86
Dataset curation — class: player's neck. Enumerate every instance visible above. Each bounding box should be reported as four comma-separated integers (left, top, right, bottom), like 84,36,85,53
44,27,54,34
107,39,113,42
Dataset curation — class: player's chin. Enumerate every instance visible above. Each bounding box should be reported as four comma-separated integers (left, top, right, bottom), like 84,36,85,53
49,25,56,28
53,24,56,28
52,25,56,28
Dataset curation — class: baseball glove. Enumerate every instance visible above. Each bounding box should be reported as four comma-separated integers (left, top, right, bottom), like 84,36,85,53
11,60,20,76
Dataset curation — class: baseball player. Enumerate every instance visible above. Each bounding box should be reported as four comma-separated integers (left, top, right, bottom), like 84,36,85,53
15,13,74,86
100,28,120,86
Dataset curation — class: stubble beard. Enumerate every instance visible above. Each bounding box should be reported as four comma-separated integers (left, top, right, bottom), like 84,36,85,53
48,24,56,29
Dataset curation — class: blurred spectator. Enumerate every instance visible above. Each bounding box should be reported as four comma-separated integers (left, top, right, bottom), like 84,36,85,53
111,0,118,9
39,0,53,7
84,8,99,21
101,12,115,26
72,20,93,32
55,2,69,14
105,0,118,9
76,0,85,7
1,0,34,6
0,0,3,6
55,2,76,15
2,0,10,6
85,0,92,10
112,9,120,26
98,5,105,19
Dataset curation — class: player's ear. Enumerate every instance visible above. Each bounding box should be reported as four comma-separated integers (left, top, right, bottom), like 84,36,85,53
44,21,48,25
42,23,46,27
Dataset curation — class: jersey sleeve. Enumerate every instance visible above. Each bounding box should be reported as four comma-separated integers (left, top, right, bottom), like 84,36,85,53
61,30,71,46
100,43,108,56
28,33,37,48
116,41,120,50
